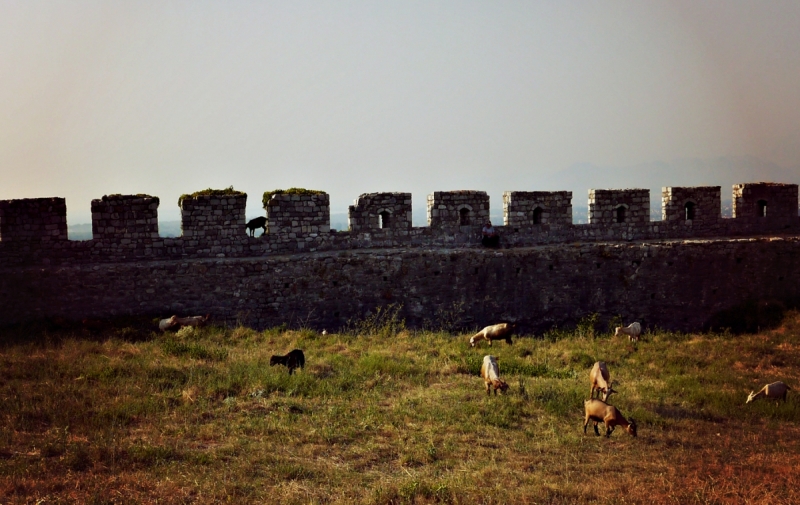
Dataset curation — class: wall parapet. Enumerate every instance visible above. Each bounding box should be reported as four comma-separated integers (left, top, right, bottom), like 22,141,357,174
265,191,330,236
180,193,247,242
427,191,490,228
503,191,572,227
1,182,799,267
92,194,159,241
0,197,67,243
349,192,412,232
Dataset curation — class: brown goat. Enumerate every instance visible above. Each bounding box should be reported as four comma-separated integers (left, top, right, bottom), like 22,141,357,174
583,399,637,438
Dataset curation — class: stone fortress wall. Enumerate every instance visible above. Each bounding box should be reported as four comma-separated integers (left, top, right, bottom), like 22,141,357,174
1,182,799,331
0,182,798,266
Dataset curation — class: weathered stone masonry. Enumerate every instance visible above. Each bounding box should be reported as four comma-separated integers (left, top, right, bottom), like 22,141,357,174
1,182,799,331
2,237,799,332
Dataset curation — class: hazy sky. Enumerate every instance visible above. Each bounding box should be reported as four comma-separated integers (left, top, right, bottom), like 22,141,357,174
2,1,799,223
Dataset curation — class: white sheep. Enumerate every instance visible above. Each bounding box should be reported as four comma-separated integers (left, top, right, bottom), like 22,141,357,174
614,322,642,342
746,381,791,404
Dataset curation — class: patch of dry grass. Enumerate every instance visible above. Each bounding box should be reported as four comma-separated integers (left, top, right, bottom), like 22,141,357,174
2,314,800,504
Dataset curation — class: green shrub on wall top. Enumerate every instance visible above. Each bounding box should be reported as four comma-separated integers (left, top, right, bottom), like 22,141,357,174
262,188,325,208
178,186,246,206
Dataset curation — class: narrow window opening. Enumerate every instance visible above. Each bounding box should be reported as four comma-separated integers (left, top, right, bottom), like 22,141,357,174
684,202,696,221
616,206,626,223
757,200,767,217
379,211,391,229
459,208,470,225
532,207,543,225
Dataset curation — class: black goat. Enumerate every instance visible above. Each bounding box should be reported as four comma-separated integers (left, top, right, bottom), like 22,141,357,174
269,349,305,375
246,216,267,237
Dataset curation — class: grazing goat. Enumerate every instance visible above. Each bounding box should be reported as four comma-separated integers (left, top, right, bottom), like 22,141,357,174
175,314,210,328
583,399,637,438
615,322,642,342
470,323,517,347
480,355,509,395
158,315,179,332
746,381,791,404
590,361,616,401
245,216,267,237
270,349,306,375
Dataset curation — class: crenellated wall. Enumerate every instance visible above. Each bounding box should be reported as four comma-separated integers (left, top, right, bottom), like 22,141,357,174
349,192,412,232
91,195,160,241
589,189,650,226
503,191,572,228
427,191,490,228
180,194,246,242
733,182,798,227
661,186,720,230
1,182,800,330
265,192,330,236
1,183,799,266
0,198,67,243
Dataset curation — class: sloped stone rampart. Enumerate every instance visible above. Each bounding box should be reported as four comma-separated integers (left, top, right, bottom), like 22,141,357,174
2,237,799,332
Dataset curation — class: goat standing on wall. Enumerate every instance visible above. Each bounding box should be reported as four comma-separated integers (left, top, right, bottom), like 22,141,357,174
246,216,267,237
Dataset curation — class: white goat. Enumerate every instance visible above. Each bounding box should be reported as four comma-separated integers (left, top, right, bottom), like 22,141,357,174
470,323,517,347
158,315,179,332
746,381,791,404
480,355,509,395
589,361,616,401
615,322,642,342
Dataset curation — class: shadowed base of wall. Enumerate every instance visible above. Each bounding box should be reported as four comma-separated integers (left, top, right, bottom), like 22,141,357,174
704,298,798,334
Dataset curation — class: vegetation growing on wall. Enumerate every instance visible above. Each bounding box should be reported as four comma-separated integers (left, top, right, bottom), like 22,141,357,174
262,188,325,208
178,186,245,206
103,194,156,199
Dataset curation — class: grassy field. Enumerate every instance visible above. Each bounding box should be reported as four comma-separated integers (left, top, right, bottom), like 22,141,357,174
2,312,800,504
